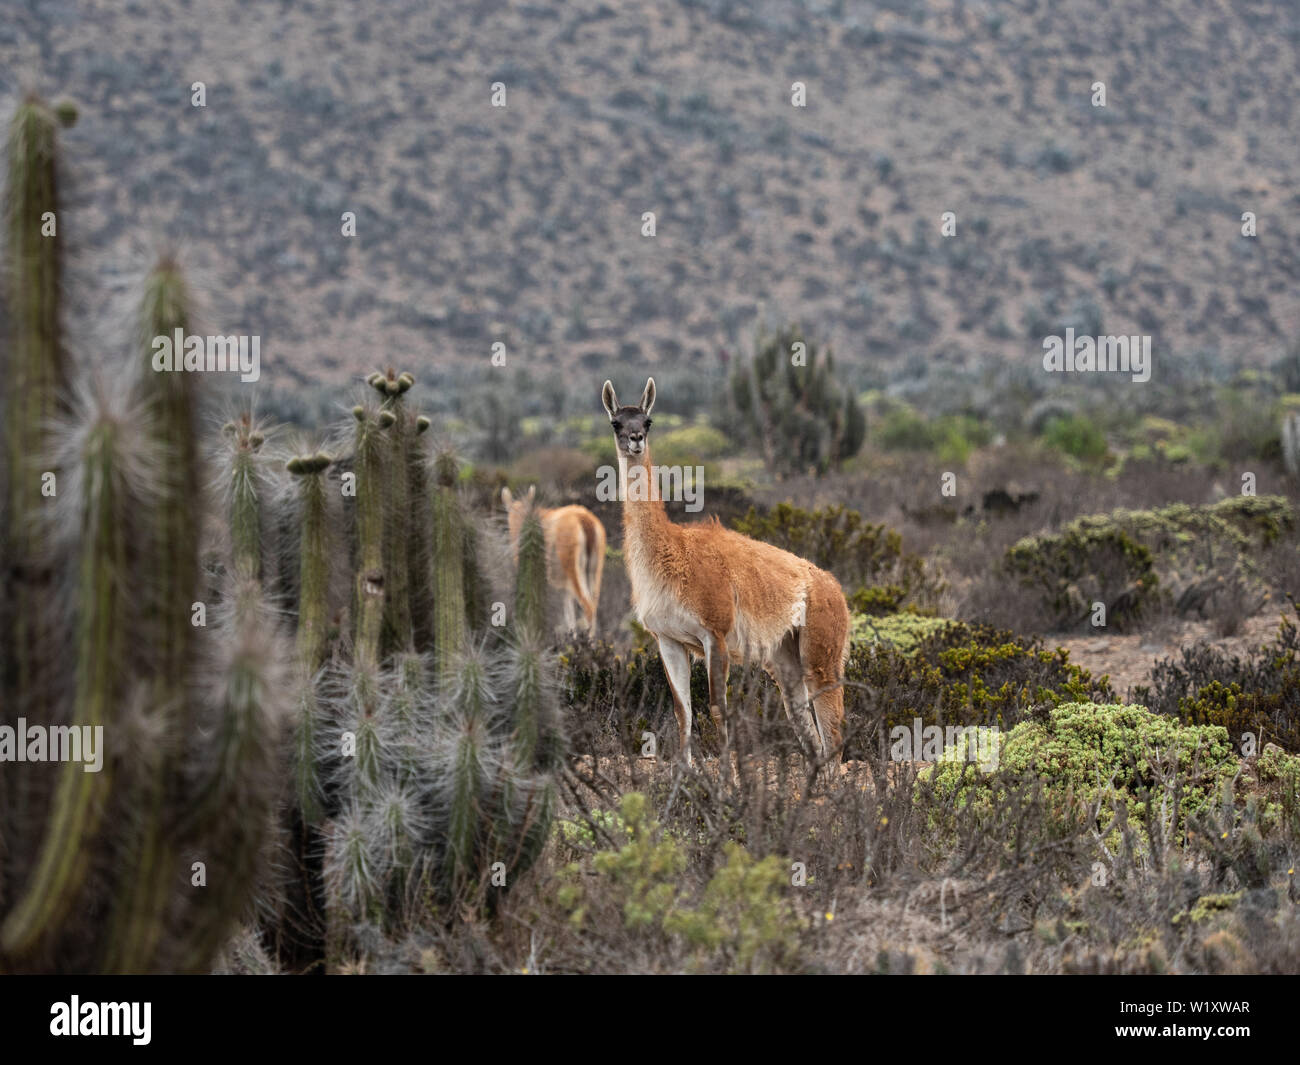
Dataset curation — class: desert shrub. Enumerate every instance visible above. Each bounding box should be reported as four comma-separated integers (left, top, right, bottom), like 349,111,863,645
850,611,955,654
874,403,934,451
733,502,940,611
552,793,802,973
649,422,733,465
1003,497,1296,631
1193,386,1285,466
927,703,1240,850
559,635,711,756
842,622,1115,760
1041,413,1109,464
1135,605,1300,752
1118,496,1294,555
506,445,597,492
873,405,991,463
1004,522,1155,630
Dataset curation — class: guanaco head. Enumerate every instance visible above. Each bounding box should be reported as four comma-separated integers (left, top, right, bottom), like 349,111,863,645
501,484,536,560
601,377,655,458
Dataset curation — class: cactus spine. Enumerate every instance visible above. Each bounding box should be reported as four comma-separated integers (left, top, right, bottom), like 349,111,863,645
513,509,548,644
431,450,466,681
351,405,386,671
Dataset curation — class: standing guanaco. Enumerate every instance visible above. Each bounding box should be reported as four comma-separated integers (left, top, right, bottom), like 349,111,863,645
602,377,849,766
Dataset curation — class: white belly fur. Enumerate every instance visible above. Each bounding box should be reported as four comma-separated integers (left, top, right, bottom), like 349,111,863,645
628,554,809,665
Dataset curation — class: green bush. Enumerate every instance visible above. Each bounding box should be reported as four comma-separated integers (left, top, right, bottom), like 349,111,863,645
733,502,939,610
842,621,1115,758
1041,413,1109,464
650,422,733,465
873,405,991,463
555,793,801,973
1137,604,1300,752
927,702,1240,848
851,612,955,654
1003,497,1295,630
1005,522,1155,630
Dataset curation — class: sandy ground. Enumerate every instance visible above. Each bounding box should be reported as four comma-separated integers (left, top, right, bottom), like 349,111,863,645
1056,612,1284,700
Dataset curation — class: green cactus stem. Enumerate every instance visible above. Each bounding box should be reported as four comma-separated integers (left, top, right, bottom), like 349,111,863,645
513,510,547,644
352,406,386,672
431,451,466,681
1,416,123,959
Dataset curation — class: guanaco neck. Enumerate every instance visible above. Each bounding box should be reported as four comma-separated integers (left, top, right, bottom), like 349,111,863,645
617,446,672,574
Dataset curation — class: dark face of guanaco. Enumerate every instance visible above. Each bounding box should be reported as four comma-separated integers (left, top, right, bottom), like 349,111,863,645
601,377,655,459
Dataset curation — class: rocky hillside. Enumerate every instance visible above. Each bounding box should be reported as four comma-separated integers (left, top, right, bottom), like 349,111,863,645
3,0,1298,395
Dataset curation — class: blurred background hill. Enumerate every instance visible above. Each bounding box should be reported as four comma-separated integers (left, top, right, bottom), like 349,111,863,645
4,0,1299,414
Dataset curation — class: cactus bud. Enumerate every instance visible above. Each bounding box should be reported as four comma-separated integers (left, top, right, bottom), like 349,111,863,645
53,99,78,128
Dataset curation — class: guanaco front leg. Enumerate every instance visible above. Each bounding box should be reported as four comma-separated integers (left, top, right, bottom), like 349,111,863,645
658,637,694,766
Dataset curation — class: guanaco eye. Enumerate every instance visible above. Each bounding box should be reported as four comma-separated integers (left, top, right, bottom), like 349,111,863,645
611,420,622,432
644,417,653,429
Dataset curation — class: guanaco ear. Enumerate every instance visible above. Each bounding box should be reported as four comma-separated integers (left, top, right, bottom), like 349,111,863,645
640,377,656,415
526,485,536,504
601,380,619,420
501,486,513,508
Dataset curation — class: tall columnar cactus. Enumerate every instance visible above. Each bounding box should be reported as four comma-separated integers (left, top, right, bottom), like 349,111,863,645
462,503,491,636
173,581,285,973
0,410,126,958
286,448,333,821
98,259,202,973
432,644,556,906
287,450,334,673
509,639,564,773
369,369,415,657
513,509,548,644
2,96,75,899
408,415,434,653
730,324,865,477
220,412,269,583
431,450,466,681
442,650,491,897
351,405,386,671
0,374,285,973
